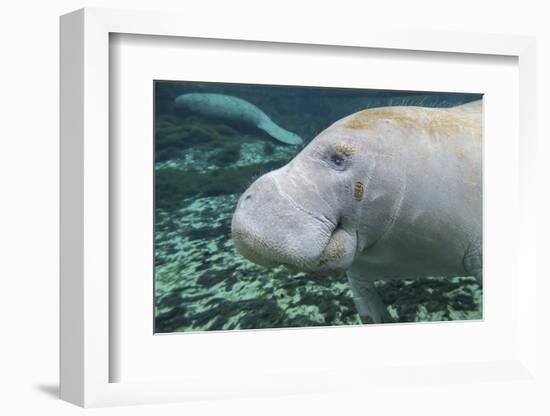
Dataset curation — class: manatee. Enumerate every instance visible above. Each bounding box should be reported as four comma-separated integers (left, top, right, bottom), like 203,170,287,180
174,93,303,145
231,100,482,323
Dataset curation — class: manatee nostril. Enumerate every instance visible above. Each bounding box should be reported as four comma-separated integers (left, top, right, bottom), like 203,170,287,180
239,192,253,208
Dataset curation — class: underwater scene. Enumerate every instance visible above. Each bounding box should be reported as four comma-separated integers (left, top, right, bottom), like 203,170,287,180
154,80,483,333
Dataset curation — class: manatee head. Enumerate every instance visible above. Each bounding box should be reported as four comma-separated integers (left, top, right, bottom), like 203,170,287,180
231,112,401,275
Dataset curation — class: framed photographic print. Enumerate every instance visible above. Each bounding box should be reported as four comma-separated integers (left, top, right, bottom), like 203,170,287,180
60,7,538,408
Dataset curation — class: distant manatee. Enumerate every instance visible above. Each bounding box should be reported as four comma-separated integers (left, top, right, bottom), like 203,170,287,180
174,93,303,145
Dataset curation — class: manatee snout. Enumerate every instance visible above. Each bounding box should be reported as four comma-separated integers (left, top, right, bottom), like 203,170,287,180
231,171,356,274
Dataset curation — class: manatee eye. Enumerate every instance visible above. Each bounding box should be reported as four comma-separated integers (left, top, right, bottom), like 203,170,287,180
330,154,345,168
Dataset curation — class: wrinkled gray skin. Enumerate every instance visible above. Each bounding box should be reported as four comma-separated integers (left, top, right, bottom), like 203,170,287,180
231,101,482,323
174,93,303,145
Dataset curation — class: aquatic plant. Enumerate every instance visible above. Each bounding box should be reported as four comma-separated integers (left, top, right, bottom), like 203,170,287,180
207,142,242,167
155,117,239,162
262,141,275,156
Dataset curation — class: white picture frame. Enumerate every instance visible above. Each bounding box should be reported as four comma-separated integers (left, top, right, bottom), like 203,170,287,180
60,7,538,408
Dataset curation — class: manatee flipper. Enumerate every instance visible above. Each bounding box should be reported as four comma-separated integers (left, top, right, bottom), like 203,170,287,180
463,241,483,287
257,117,303,145
347,273,393,324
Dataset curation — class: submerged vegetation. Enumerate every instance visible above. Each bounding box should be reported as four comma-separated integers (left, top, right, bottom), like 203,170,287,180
155,115,240,163
155,161,282,211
